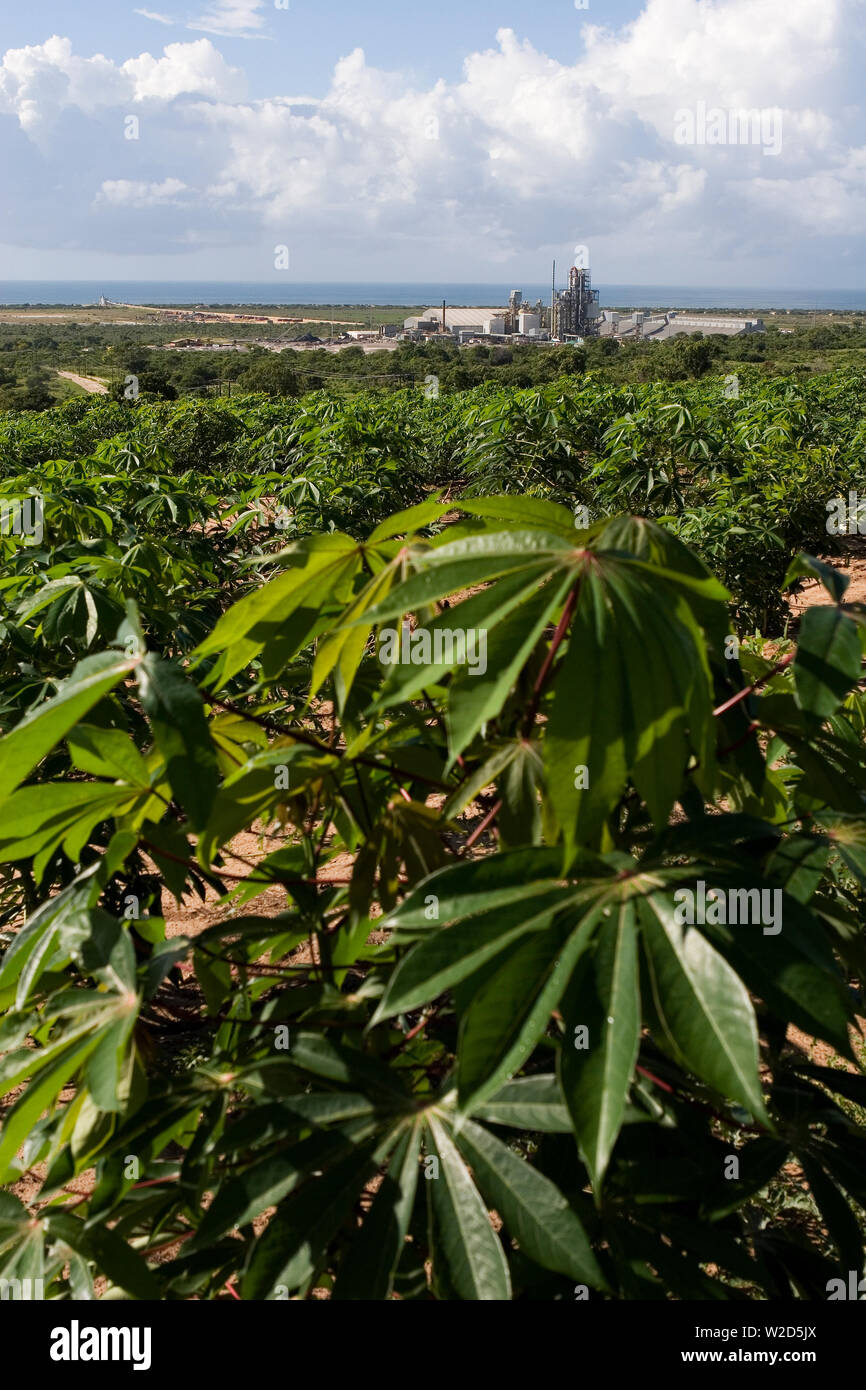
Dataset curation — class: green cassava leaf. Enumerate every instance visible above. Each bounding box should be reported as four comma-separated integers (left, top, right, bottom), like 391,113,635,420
638,894,770,1125
456,905,599,1111
454,1116,606,1288
138,653,218,833
425,1114,511,1301
559,901,641,1188
0,653,136,807
794,605,862,720
471,1076,572,1132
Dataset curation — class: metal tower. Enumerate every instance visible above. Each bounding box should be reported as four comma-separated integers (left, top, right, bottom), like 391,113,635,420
554,265,600,339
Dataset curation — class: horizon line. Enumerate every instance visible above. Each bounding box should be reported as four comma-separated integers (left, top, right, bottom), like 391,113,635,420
0,279,864,293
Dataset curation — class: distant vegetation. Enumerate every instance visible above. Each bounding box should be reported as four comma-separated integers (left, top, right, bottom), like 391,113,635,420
0,310,865,406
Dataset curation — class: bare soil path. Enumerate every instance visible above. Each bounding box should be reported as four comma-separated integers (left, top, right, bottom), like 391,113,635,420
55,370,109,395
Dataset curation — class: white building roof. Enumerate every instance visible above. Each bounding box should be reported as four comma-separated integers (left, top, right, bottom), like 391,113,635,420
419,307,505,326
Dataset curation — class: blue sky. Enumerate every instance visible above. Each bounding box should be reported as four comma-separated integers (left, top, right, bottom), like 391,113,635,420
0,2,643,94
0,0,863,286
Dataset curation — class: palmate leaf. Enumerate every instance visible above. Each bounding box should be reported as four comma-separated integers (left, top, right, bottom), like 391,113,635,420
195,1127,368,1249
681,867,854,1057
559,900,641,1190
496,738,546,848
0,651,137,808
370,565,563,715
371,885,574,1022
250,1030,415,1105
545,549,719,857
8,475,866,1302
66,723,151,787
441,742,521,819
378,845,809,1133
425,1114,511,1301
366,497,449,542
0,1033,105,1181
0,782,139,878
0,1191,41,1279
85,1012,139,1113
378,847,566,938
458,495,584,540
453,1117,606,1289
798,1152,864,1272
445,573,574,764
793,605,862,720
311,562,395,705
196,743,335,869
456,904,599,1111
193,532,360,685
784,551,851,606
43,1211,160,1301
195,533,358,658
359,528,573,624
138,653,218,833
637,893,770,1125
0,868,100,996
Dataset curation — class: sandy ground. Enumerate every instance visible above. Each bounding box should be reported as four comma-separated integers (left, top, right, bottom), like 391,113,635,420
786,536,866,616
56,370,109,395
120,304,365,327
159,828,358,958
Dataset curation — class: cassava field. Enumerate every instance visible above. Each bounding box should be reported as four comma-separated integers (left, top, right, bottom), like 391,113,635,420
2,367,866,1301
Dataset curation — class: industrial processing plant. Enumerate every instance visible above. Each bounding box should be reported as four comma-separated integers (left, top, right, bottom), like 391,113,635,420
402,266,764,346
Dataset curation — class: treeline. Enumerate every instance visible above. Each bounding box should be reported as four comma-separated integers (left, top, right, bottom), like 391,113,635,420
2,315,866,409
111,324,866,400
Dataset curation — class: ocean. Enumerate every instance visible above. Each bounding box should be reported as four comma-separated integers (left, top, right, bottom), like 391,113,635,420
1,281,865,312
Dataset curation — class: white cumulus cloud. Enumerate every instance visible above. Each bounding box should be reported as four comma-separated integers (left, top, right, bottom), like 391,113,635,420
97,176,189,206
124,38,245,101
0,0,862,282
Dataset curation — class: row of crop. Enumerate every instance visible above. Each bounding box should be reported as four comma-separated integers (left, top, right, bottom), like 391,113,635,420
1,371,864,635
1,371,863,477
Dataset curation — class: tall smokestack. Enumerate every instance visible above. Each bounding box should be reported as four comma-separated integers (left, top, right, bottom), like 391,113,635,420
551,260,556,337
442,299,446,333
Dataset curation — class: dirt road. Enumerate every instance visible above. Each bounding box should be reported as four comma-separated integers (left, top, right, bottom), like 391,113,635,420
56,370,109,395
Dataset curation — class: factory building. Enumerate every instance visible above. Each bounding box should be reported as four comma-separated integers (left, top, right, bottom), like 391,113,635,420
599,310,765,340
403,292,547,340
403,307,508,335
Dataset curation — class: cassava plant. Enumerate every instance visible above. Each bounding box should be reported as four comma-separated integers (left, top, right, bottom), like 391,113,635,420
0,496,865,1301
